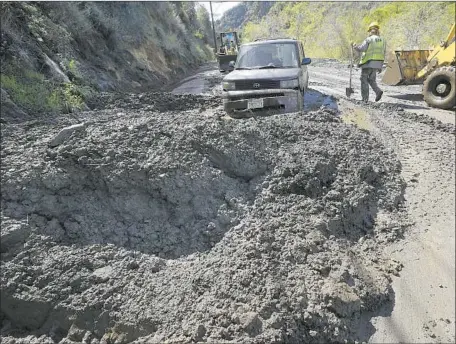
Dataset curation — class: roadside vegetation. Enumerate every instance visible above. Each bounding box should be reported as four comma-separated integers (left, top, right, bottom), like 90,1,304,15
0,2,214,117
218,2,455,59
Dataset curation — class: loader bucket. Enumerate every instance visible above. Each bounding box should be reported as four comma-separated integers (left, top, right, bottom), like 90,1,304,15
217,54,237,72
382,50,433,86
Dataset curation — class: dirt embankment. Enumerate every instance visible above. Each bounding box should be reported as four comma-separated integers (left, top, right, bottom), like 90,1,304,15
1,90,410,343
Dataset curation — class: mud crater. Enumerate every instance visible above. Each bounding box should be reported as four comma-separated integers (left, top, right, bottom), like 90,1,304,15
3,168,258,259
1,130,269,259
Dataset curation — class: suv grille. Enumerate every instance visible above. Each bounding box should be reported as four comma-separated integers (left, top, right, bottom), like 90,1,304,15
235,80,280,90
229,93,284,101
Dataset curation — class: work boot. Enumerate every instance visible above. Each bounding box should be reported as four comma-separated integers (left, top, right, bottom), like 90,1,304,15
375,91,383,102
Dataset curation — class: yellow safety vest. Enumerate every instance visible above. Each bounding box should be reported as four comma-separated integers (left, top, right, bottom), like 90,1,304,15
360,35,386,65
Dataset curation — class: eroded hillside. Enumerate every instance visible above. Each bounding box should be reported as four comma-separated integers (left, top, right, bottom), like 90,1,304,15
0,1,214,121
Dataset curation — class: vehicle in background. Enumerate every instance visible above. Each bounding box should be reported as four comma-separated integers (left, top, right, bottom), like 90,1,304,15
216,31,240,73
382,23,455,109
221,38,311,117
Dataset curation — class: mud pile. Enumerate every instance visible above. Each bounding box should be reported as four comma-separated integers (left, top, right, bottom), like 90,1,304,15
1,96,405,344
87,92,221,112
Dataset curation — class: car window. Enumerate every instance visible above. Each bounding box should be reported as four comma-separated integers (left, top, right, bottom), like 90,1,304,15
236,43,299,69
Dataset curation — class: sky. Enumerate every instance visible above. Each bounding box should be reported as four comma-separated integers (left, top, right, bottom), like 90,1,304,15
199,2,241,20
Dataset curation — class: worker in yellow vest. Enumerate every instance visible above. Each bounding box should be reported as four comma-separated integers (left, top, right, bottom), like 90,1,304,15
352,22,386,102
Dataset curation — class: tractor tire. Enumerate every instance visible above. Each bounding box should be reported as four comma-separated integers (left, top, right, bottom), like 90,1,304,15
423,66,456,110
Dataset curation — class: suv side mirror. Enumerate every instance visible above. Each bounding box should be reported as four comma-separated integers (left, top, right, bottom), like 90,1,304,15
229,61,236,67
302,57,311,65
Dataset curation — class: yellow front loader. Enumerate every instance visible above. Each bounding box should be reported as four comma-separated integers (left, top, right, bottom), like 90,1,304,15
216,31,240,73
382,23,455,109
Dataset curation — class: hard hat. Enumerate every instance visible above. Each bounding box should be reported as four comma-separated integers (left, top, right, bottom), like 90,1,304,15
368,21,380,31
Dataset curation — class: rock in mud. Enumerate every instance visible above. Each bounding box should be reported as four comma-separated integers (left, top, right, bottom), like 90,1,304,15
0,218,30,253
322,282,361,317
48,122,87,147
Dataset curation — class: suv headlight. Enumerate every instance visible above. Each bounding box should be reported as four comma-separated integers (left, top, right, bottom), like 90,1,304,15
280,79,299,89
222,81,235,90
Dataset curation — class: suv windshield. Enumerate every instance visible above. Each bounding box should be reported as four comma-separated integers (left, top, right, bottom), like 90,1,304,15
236,42,299,69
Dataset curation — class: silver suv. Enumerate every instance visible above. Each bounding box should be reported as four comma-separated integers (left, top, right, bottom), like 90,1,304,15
221,38,311,116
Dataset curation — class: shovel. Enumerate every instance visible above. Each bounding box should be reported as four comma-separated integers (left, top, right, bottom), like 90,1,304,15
346,45,354,98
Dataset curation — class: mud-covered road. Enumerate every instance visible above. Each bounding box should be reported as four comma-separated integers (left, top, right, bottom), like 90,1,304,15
1,60,454,344
309,59,455,125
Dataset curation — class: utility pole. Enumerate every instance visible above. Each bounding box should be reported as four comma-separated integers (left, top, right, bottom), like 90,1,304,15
209,2,217,53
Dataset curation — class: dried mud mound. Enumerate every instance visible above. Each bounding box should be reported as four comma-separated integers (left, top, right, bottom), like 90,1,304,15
1,99,405,344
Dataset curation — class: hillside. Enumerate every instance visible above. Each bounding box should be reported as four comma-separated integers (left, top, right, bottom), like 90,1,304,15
215,1,275,32
0,2,214,121
219,1,455,58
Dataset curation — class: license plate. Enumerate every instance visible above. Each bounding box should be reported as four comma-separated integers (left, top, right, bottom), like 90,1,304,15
247,98,264,109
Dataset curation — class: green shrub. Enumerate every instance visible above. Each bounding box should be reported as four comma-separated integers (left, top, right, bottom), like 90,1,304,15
1,73,53,112
194,31,204,40
1,69,86,114
68,59,77,74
